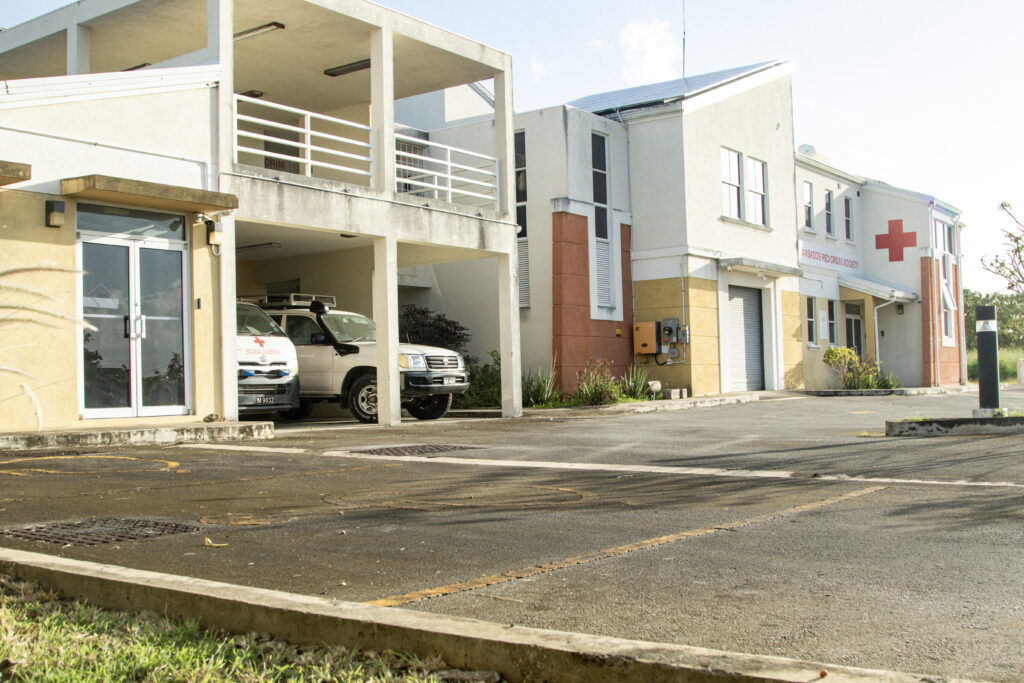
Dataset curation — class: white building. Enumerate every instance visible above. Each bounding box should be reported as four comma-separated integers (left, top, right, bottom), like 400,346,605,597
0,0,522,433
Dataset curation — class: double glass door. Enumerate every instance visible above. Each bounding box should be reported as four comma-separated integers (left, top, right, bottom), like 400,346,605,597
80,233,189,418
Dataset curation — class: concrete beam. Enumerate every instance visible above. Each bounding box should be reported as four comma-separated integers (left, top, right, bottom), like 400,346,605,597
60,175,238,213
66,24,90,75
0,160,32,186
370,26,396,196
0,548,941,683
373,235,400,425
497,251,523,418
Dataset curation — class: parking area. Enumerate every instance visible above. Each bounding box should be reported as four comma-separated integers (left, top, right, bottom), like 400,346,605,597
2,391,1023,682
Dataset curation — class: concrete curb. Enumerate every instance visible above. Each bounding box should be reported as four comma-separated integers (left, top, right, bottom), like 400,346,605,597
0,421,274,451
801,387,954,397
448,394,759,420
886,416,1024,437
0,548,964,683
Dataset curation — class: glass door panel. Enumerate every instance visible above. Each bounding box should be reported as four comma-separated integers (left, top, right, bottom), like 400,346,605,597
82,241,133,414
139,248,186,410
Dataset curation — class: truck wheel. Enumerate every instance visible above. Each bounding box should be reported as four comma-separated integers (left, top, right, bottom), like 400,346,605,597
280,400,315,421
348,374,378,423
406,394,452,420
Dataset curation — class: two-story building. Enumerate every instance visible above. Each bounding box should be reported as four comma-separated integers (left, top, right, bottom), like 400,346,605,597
0,0,522,434
796,145,964,388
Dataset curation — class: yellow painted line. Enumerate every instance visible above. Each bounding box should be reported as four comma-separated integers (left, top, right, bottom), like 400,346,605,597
366,485,886,607
848,410,877,415
0,454,179,477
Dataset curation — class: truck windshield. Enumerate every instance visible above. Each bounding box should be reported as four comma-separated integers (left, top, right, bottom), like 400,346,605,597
237,303,286,336
322,313,377,342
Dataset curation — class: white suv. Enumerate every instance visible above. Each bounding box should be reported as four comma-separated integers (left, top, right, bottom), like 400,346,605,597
246,294,469,422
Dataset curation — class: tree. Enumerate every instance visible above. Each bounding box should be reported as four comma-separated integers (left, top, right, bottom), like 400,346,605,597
397,305,473,363
982,203,1024,295
963,288,1024,350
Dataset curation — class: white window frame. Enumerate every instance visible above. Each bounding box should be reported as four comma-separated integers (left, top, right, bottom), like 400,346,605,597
745,157,768,226
806,296,817,346
592,132,615,309
827,299,837,346
802,181,813,230
844,196,854,241
721,147,742,220
936,219,957,346
825,190,834,237
514,130,529,308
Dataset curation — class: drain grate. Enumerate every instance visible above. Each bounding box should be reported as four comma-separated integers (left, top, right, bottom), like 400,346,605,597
352,444,478,457
1,518,199,546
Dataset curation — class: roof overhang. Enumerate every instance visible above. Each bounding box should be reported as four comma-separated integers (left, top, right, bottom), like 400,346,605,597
838,273,917,302
0,160,31,186
719,257,801,279
61,175,238,214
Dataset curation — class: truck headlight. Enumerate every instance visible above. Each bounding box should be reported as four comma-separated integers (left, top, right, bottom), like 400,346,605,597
399,353,426,369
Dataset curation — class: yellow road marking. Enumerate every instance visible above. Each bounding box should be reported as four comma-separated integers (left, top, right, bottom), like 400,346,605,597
366,485,886,607
848,410,877,415
0,454,179,477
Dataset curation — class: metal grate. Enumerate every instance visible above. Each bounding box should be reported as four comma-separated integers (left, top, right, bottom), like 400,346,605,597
352,444,477,457
1,519,199,546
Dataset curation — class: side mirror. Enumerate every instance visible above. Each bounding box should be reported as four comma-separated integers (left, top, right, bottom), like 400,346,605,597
334,342,360,355
310,332,327,344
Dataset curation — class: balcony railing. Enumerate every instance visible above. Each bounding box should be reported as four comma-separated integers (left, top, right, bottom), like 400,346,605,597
233,94,499,212
234,94,373,185
395,134,498,211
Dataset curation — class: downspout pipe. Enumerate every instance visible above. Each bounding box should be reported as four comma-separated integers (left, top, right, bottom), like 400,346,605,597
874,292,898,367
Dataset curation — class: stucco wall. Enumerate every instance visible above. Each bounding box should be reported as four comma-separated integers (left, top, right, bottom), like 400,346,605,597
237,248,374,317
781,290,804,389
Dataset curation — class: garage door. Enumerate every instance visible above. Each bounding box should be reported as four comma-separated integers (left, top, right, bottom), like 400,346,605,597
725,285,764,391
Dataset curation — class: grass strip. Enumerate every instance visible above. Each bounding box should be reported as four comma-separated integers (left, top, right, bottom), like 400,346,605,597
0,573,495,682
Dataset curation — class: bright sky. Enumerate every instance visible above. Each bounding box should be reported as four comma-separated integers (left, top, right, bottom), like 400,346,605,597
3,0,1022,293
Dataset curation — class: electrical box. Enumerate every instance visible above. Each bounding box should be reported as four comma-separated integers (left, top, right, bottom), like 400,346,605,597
661,317,680,347
633,322,658,354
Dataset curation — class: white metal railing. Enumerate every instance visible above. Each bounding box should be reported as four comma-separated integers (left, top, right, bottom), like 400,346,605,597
394,133,498,211
233,94,373,185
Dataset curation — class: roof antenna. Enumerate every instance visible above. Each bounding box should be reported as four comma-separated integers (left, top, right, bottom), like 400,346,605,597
681,0,686,78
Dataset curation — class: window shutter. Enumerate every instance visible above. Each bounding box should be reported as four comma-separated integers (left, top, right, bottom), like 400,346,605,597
517,238,530,308
595,239,613,307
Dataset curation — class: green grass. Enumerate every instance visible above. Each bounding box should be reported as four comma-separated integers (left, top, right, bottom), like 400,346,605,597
966,347,1024,381
0,574,461,683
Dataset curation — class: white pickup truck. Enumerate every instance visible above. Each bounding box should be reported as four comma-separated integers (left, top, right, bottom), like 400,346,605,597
244,294,469,422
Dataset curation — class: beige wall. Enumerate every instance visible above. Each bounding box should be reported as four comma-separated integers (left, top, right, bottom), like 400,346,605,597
237,248,374,316
781,290,804,389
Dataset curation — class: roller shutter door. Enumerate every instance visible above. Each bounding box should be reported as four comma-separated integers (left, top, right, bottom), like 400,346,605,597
726,286,765,391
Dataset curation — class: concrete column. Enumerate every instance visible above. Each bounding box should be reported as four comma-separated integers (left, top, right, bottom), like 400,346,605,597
373,236,401,425
210,0,238,421
497,252,523,417
493,63,515,218
66,24,90,75
370,27,395,195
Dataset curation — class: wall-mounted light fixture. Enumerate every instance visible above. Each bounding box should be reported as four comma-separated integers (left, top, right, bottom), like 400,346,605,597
324,58,371,77
45,200,65,228
234,21,285,42
896,303,905,315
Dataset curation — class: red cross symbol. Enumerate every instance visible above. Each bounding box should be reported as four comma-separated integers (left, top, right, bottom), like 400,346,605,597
253,336,265,348
875,219,917,262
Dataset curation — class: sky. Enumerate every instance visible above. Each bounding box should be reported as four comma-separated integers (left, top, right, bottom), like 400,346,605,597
2,0,1022,293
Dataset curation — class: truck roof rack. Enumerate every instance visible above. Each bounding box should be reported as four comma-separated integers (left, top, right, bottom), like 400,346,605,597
238,293,338,307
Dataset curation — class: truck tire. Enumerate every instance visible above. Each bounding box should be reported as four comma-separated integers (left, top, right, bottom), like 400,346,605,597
406,394,452,420
348,374,378,423
280,400,315,421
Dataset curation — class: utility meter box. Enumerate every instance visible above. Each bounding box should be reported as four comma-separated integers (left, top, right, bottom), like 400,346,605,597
633,322,658,354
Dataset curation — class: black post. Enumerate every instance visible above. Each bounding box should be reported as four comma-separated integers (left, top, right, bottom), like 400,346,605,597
976,305,1000,412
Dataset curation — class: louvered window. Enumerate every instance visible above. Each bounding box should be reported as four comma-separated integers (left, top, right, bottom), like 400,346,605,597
592,133,613,308
515,131,529,308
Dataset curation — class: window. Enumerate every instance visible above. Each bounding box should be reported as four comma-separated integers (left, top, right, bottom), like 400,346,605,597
745,157,767,226
827,300,837,345
721,148,742,219
592,133,613,307
396,139,428,196
803,182,813,229
806,296,816,343
825,190,834,236
515,131,530,308
936,219,957,343
285,316,323,346
844,196,853,240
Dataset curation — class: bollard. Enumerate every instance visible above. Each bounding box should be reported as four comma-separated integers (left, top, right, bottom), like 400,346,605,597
975,305,1000,417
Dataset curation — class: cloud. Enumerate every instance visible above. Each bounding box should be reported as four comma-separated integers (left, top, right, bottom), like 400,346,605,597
618,20,683,86
589,39,606,49
530,55,548,83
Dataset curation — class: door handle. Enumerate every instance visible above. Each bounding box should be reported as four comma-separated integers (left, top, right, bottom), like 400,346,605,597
124,316,134,339
138,315,147,339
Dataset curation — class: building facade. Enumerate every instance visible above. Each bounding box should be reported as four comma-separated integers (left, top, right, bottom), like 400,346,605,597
0,0,522,434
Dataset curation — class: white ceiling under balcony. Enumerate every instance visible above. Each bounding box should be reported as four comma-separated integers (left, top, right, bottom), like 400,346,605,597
0,0,501,114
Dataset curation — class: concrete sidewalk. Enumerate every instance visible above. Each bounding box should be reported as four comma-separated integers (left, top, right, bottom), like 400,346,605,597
0,420,273,451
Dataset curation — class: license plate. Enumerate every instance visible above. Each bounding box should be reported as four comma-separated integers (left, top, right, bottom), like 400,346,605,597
255,396,276,404
443,376,457,385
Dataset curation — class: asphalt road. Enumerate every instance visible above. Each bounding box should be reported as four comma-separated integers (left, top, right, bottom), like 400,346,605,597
2,390,1023,682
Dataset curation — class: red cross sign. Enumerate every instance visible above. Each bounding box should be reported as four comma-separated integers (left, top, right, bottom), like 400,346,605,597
875,219,917,262
253,336,266,348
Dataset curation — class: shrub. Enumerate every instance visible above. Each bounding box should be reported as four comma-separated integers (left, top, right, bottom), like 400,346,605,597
822,346,900,390
618,364,653,400
572,358,622,406
967,355,1018,381
398,305,473,363
452,350,502,408
523,362,559,407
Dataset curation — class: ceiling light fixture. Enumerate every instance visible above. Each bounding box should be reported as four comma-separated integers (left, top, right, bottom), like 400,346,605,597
233,21,284,42
237,242,282,252
121,62,150,71
240,89,264,98
324,58,371,77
